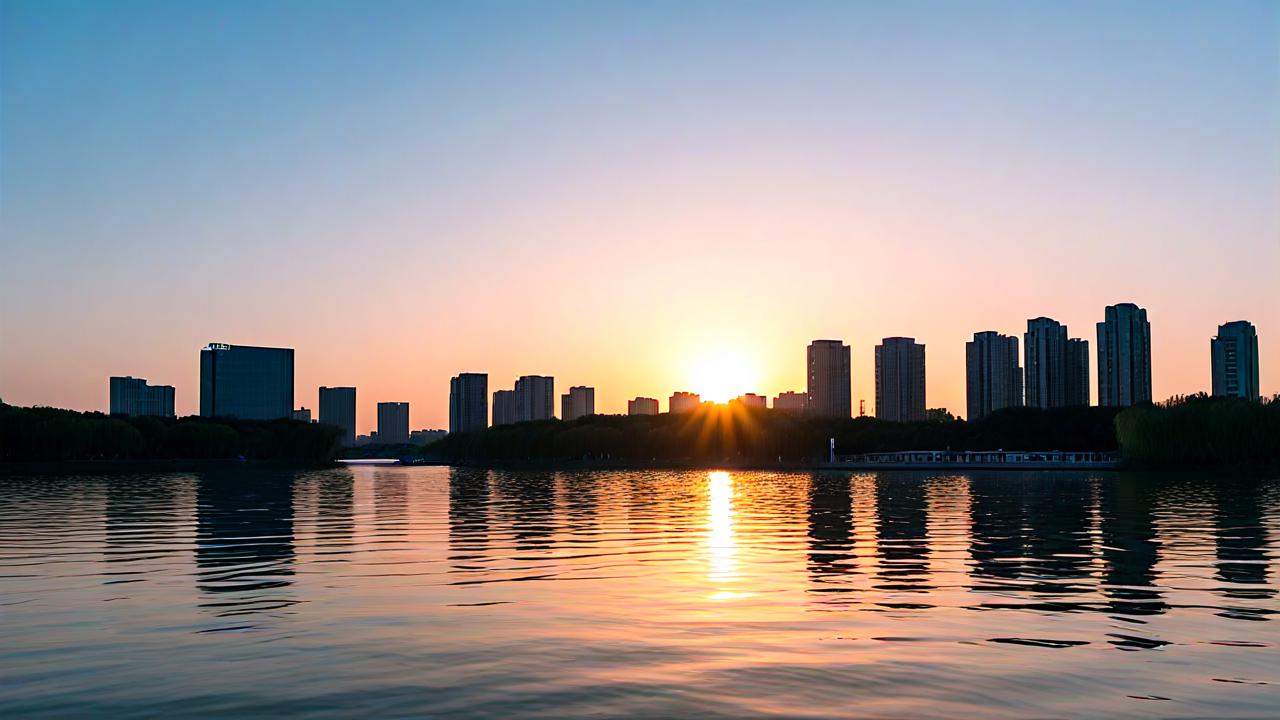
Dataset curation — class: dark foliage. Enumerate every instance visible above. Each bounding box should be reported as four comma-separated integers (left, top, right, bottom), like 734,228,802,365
0,403,342,464
427,404,1124,465
1115,393,1280,469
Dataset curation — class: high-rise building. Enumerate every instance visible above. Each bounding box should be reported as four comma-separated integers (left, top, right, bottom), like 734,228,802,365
875,337,926,422
807,340,851,418
1097,303,1152,407
292,407,312,423
492,389,517,426
1065,338,1090,407
319,386,357,446
449,373,488,433
1024,317,1066,409
515,375,555,421
109,376,175,417
733,393,767,409
1212,321,1260,400
377,402,410,444
628,397,659,415
965,331,1022,421
773,391,808,414
199,343,294,419
561,386,595,421
669,391,701,414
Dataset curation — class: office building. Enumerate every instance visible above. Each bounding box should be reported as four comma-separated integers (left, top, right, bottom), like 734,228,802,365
292,407,312,423
773,391,808,414
669,391,701,414
377,402,410,444
875,337,926,422
449,373,488,433
492,389,517,426
1065,338,1090,407
1097,303,1152,406
1212,320,1260,400
965,331,1022,421
109,376,175,417
561,386,595,421
628,397,659,415
734,393,767,409
516,375,555,421
319,386,357,446
199,343,294,419
807,339,851,418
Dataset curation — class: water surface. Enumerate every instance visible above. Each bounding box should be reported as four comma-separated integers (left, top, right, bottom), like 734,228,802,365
1,468,1277,718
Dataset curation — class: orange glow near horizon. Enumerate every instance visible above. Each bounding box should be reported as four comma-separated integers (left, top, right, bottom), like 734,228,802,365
689,348,760,404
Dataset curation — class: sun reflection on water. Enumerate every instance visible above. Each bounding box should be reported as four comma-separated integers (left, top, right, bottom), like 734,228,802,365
705,471,740,598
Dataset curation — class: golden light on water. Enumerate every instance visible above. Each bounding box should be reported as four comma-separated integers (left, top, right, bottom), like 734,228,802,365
705,470,741,599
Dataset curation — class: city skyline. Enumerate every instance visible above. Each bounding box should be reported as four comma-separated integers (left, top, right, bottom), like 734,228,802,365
2,3,1277,431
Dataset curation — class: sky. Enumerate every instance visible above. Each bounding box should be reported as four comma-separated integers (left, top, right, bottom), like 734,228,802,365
2,0,1278,431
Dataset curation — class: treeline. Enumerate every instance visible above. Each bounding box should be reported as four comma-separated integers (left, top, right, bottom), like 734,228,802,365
0,403,342,464
427,404,1123,465
1115,394,1280,469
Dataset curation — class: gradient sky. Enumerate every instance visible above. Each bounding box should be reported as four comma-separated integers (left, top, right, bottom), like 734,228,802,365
2,0,1278,431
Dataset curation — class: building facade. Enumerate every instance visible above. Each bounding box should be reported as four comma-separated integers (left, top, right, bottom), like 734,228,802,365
292,407,312,423
377,402,410,444
109,376,176,417
1065,338,1090,407
515,375,555,421
1024,317,1067,409
1211,320,1260,400
561,386,596,421
627,397,659,415
669,391,701,414
875,337,926,422
492,389,517,426
319,386,357,446
449,373,488,433
965,331,1023,421
734,393,767,409
1097,303,1152,407
773,391,808,414
199,343,294,420
806,339,851,418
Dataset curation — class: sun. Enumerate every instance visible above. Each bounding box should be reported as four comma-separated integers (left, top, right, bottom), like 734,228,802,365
688,348,758,404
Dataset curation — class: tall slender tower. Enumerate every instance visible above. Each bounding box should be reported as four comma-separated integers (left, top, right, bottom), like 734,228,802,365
1211,321,1260,400
875,337,926,422
965,331,1022,421
449,373,488,433
1097,303,1152,406
806,339,852,418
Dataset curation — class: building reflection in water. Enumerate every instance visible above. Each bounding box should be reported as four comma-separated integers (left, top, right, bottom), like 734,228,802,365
312,470,355,557
806,473,856,591
373,469,410,537
1214,477,1275,617
494,471,557,552
874,475,931,592
105,474,191,568
1099,478,1166,617
448,468,492,573
195,470,297,618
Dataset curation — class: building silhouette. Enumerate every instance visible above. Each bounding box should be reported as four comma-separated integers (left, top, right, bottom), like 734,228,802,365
628,397,659,415
1097,303,1152,407
774,391,808,414
965,331,1022,421
1212,321,1260,400
561,386,595,421
449,373,488,433
199,343,294,420
1065,338,1090,407
492,389,517,426
109,376,175,417
292,407,311,422
376,402,410,444
733,393,767,409
875,337,926,422
669,391,701,414
319,386,357,446
807,339,851,418
515,375,555,421
1024,318,1066,408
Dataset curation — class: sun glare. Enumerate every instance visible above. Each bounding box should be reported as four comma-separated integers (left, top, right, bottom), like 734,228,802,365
688,348,758,404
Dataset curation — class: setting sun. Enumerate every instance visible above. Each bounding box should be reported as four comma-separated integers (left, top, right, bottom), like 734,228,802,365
688,348,759,404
